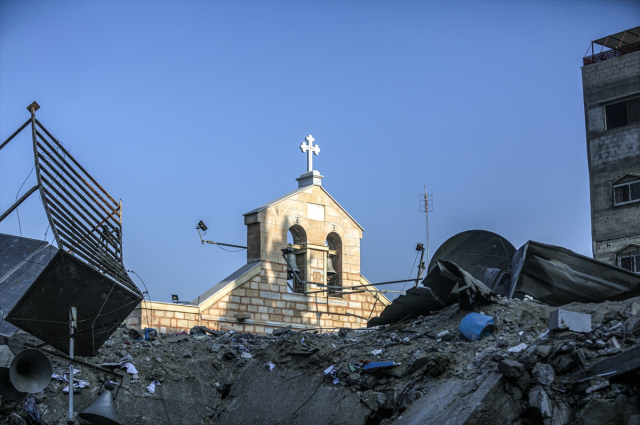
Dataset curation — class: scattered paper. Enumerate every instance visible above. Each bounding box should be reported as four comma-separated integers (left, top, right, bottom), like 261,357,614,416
146,380,161,394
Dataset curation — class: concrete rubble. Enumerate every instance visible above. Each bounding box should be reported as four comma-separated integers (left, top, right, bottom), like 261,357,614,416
0,294,637,425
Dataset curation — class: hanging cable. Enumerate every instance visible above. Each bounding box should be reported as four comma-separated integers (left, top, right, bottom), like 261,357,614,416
14,165,35,236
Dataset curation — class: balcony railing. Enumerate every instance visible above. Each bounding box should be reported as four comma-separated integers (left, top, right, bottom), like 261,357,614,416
584,41,640,66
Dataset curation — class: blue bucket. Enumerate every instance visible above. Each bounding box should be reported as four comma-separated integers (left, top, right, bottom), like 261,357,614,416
459,313,494,342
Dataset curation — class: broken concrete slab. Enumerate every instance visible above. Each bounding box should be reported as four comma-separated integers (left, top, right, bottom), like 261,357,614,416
573,345,640,391
215,360,372,425
395,373,520,425
531,363,554,386
498,359,525,379
528,384,552,418
549,309,592,333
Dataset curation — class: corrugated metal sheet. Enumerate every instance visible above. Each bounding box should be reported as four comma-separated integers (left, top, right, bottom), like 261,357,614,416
510,241,640,306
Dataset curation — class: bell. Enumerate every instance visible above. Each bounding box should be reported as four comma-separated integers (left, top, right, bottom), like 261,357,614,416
286,253,301,274
9,349,52,393
0,367,26,401
327,255,337,276
79,389,121,425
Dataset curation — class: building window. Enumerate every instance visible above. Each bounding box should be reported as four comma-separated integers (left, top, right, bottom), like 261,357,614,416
613,179,640,206
618,251,640,273
606,97,640,130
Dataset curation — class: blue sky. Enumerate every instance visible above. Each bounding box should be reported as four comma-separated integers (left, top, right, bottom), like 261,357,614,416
1,0,639,302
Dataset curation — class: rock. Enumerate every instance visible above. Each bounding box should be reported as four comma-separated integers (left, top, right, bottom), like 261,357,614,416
536,345,552,359
409,352,430,373
532,363,555,386
528,385,552,418
498,359,525,379
272,326,292,336
361,390,378,411
0,345,14,368
576,397,624,425
375,392,387,407
629,300,640,316
549,309,591,333
551,400,572,425
155,358,162,363
625,316,640,336
346,373,361,386
241,352,252,359
148,368,166,382
607,337,622,353
550,354,575,374
515,371,530,392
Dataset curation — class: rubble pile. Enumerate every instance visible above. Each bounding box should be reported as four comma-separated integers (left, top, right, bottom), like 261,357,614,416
0,296,639,425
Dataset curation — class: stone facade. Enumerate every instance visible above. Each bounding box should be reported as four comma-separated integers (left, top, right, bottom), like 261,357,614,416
582,47,640,267
127,180,389,334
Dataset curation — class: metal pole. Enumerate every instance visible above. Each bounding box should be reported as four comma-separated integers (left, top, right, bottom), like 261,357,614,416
68,307,76,423
424,186,430,265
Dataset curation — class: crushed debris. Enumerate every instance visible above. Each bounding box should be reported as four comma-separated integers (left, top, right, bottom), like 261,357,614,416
0,294,638,424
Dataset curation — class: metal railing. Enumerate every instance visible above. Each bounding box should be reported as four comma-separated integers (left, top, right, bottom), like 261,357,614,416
0,102,138,294
584,41,640,66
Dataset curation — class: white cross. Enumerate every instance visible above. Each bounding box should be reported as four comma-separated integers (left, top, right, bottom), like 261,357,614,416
300,135,320,172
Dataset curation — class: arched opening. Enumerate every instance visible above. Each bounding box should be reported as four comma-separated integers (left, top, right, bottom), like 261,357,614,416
326,232,342,298
287,225,307,293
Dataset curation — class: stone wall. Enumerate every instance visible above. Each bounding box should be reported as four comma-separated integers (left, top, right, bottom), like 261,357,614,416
582,50,640,263
126,272,387,334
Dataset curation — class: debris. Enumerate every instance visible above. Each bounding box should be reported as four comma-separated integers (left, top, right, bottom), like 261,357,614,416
266,362,276,371
272,326,292,336
146,380,161,394
363,362,398,372
531,363,554,386
549,309,592,333
508,343,528,353
498,359,525,379
166,334,191,343
368,259,494,326
371,349,383,356
528,385,552,418
101,355,138,375
241,352,253,359
510,240,640,305
459,313,494,342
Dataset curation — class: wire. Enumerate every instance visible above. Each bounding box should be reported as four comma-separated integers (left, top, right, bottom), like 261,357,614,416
14,165,35,236
215,244,245,253
399,250,420,294
128,270,154,330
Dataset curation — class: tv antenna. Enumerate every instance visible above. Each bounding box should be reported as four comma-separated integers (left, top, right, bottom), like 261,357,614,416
195,220,246,250
419,187,433,266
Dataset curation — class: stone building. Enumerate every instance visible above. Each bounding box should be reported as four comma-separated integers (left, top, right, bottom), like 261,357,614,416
582,26,640,272
126,136,389,333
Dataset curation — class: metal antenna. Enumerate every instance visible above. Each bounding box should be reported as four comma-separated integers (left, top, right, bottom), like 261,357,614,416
419,187,433,266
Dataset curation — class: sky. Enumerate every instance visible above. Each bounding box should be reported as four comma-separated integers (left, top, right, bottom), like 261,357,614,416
1,0,639,303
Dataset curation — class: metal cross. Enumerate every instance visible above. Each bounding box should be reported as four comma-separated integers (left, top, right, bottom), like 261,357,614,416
300,135,320,172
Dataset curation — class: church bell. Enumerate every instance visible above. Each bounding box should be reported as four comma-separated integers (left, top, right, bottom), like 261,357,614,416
79,389,122,425
286,253,301,275
326,255,337,276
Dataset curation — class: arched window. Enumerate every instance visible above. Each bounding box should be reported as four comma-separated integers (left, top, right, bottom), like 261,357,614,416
326,232,342,298
287,225,307,293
